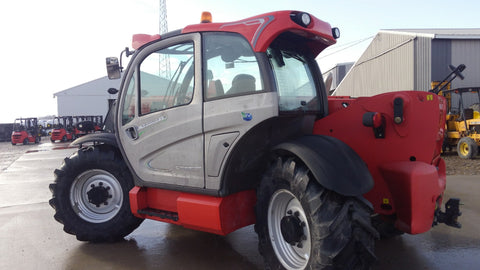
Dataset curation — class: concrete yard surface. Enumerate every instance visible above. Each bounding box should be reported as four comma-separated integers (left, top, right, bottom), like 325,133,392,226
0,141,478,269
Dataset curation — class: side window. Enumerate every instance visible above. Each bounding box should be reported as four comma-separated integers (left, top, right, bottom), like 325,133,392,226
203,33,263,100
122,76,136,125
139,42,194,115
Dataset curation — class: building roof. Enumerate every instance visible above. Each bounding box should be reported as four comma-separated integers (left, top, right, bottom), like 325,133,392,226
380,28,480,39
53,76,120,97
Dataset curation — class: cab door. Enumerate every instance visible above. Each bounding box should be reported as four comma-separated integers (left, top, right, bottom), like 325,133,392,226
117,34,205,189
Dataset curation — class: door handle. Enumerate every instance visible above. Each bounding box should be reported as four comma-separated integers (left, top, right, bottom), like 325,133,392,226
125,126,139,140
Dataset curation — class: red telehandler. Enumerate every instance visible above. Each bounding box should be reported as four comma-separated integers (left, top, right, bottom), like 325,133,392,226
49,11,461,269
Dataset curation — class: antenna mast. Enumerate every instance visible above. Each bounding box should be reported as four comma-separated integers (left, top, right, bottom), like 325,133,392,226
159,0,171,78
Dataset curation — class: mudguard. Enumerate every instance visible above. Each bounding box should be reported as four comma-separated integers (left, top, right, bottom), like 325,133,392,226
274,135,374,196
70,132,118,148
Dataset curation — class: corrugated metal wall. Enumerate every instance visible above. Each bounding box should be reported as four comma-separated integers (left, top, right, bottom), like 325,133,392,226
432,39,480,89
451,40,480,88
431,39,451,83
331,30,480,97
322,62,353,92
414,36,432,91
334,32,416,96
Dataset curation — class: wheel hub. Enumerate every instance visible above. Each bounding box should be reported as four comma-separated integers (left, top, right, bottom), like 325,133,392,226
268,189,312,269
281,211,306,247
87,182,112,207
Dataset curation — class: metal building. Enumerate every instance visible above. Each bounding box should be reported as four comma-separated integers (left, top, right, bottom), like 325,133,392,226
332,29,480,96
322,62,354,95
53,76,120,119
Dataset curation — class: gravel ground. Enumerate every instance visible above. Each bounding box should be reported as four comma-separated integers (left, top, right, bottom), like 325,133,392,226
1,140,478,175
442,150,480,175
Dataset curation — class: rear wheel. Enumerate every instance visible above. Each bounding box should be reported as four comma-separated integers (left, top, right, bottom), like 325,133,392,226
255,157,377,270
457,137,478,159
49,145,143,242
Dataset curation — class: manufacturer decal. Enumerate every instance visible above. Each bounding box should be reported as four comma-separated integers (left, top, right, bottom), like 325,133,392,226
241,112,253,121
138,114,167,131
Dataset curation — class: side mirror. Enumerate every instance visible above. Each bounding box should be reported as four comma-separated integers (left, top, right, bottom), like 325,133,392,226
107,88,119,95
106,57,121,79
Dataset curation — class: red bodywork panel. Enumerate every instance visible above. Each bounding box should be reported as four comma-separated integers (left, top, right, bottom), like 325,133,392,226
314,91,447,234
132,11,336,57
129,187,256,235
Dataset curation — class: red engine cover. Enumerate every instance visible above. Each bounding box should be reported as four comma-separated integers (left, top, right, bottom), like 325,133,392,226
314,91,447,234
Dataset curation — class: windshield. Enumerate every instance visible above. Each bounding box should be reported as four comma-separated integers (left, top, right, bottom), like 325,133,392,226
268,47,320,113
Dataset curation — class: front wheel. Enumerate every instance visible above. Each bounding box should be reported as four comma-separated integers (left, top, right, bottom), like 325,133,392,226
457,137,478,159
255,157,377,270
49,145,143,242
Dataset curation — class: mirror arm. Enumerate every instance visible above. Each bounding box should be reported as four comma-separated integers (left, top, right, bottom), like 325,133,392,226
119,47,135,71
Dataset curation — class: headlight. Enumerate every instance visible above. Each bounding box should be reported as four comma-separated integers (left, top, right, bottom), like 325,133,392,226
290,12,311,27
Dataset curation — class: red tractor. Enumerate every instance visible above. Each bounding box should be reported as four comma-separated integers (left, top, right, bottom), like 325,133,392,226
11,117,40,145
50,116,76,142
49,11,461,269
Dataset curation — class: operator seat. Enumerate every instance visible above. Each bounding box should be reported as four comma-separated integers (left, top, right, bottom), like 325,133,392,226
226,74,255,95
207,79,224,98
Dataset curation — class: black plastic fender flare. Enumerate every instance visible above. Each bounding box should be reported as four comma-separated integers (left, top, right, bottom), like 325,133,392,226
70,132,118,148
273,135,373,196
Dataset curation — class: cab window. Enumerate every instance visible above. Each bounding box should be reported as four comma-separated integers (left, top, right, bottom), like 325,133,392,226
122,76,136,125
203,33,263,100
138,42,194,115
268,47,321,113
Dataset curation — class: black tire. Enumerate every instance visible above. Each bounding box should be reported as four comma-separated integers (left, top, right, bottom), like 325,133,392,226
457,137,478,159
255,157,378,270
49,145,143,242
62,135,67,142
23,138,28,145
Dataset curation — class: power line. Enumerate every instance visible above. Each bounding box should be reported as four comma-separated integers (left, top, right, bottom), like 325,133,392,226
318,36,374,59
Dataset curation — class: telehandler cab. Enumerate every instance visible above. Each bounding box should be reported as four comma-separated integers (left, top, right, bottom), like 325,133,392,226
50,11,461,269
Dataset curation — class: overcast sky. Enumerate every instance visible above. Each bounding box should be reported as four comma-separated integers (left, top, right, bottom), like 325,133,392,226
1,0,478,123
